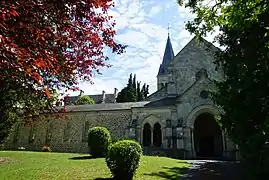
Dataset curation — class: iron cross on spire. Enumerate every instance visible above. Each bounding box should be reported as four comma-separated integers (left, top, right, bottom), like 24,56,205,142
168,22,170,36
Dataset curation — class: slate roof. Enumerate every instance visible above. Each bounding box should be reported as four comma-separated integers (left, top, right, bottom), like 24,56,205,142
65,93,116,105
60,101,151,111
158,35,175,76
144,96,178,107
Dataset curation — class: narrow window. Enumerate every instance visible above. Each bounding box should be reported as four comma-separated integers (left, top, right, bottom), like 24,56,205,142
82,121,89,142
143,123,151,146
29,125,36,143
153,123,162,147
63,122,71,142
45,122,53,145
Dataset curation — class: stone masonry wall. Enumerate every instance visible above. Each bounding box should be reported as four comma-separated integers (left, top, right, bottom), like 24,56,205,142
5,109,132,153
146,87,167,102
170,38,223,95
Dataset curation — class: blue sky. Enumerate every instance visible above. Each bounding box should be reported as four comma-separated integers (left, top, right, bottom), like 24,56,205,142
68,0,215,96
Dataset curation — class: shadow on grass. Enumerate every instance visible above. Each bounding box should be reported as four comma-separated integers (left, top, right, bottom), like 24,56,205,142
144,161,243,180
68,155,100,160
144,165,189,180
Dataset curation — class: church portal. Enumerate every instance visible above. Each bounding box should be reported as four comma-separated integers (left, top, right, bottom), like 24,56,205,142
194,113,223,158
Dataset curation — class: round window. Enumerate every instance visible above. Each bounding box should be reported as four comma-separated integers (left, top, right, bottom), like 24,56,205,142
200,90,209,99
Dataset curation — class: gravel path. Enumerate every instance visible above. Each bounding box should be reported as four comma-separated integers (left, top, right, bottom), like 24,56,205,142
179,160,242,180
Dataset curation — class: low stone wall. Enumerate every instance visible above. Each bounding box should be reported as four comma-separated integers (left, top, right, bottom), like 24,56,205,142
4,108,132,153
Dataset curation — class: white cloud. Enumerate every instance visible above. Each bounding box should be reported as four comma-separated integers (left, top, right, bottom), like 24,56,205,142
66,0,218,97
148,6,162,16
116,31,150,47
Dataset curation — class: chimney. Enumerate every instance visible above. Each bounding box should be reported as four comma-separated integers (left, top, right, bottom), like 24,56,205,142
101,90,106,103
79,90,84,96
114,88,118,103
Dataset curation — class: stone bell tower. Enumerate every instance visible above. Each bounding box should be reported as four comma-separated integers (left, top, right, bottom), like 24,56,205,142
157,30,175,90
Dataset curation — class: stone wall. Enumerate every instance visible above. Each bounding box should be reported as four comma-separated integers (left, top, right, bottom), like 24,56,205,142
170,38,223,95
4,108,132,153
146,87,167,102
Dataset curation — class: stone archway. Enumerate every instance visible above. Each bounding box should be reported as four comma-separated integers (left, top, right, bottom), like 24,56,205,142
143,123,151,146
194,113,223,158
153,123,162,147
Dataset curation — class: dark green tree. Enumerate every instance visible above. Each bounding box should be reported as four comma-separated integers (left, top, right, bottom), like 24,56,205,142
136,81,143,101
116,74,149,102
141,83,149,100
146,85,149,99
116,87,128,103
127,73,133,89
178,0,269,178
132,74,137,100
125,73,136,102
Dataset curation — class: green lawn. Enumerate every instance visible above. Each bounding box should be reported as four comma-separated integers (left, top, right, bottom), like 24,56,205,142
0,151,190,180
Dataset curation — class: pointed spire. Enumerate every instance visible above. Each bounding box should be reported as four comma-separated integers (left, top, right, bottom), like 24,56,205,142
162,29,175,65
157,30,175,76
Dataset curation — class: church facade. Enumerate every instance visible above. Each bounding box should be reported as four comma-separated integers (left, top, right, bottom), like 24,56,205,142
4,35,238,160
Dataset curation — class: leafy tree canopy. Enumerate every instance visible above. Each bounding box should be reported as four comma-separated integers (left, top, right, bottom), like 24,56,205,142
75,95,95,105
178,0,269,177
0,0,126,142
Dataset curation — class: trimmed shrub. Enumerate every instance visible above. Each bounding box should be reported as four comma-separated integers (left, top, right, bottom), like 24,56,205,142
88,126,111,157
111,137,134,143
106,140,142,180
75,95,95,105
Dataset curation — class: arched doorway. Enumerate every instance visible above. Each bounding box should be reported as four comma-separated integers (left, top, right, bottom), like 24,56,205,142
143,123,151,146
194,113,223,158
153,123,162,147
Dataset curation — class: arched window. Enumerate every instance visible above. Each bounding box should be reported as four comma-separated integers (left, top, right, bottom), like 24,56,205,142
143,123,151,146
153,123,162,147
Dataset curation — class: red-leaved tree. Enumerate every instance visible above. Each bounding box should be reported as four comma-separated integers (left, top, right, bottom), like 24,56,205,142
0,0,126,142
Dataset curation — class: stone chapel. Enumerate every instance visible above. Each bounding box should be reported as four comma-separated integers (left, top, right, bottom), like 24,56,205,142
5,34,238,160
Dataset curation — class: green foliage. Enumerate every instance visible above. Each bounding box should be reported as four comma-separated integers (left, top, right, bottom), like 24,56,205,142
0,111,19,144
106,140,142,180
178,0,269,178
0,144,4,151
141,83,149,100
116,73,149,103
75,95,94,105
88,127,111,157
111,137,135,143
0,84,60,144
136,82,143,101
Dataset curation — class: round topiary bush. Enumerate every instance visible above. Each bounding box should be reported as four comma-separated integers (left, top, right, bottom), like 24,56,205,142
88,126,111,157
106,140,142,180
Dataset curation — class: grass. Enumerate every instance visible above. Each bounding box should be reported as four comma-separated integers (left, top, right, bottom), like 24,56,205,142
0,151,190,180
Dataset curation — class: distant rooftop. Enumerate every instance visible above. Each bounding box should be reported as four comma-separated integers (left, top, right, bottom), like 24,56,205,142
65,88,118,105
